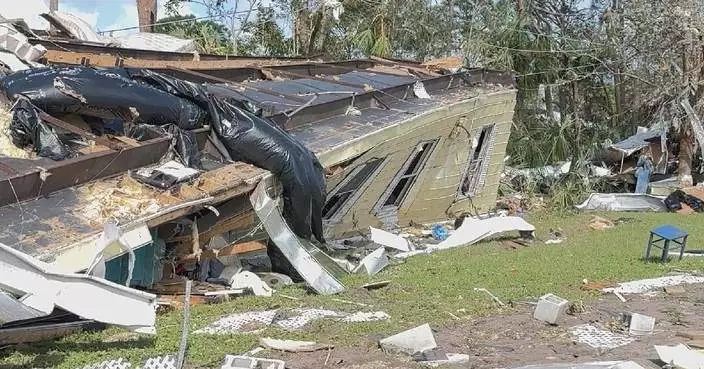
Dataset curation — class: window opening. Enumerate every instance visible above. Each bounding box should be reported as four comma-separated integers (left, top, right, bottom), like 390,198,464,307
378,139,438,210
323,157,385,220
461,124,496,196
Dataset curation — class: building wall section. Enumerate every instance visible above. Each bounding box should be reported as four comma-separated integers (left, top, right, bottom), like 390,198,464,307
323,89,517,239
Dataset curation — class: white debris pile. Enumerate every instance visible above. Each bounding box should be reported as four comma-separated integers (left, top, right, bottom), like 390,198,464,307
393,215,535,259
655,344,704,369
603,275,704,294
195,307,390,334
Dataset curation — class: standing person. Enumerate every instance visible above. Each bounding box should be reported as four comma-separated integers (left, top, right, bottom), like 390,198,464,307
635,148,654,193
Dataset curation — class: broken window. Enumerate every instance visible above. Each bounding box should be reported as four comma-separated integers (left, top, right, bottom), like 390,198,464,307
323,157,386,220
376,139,439,212
460,124,496,196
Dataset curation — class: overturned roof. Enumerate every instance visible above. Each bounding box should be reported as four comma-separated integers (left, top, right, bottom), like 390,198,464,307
0,39,515,268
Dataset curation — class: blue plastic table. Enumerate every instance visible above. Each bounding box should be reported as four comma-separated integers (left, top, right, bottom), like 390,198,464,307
645,225,688,262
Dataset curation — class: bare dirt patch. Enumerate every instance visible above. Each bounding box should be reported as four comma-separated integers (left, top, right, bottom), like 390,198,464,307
272,283,704,368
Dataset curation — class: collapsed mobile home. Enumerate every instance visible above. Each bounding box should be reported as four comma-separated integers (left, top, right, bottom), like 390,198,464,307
0,14,517,326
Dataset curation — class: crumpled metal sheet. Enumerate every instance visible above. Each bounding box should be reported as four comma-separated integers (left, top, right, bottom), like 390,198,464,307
250,177,345,295
575,193,666,212
0,291,44,324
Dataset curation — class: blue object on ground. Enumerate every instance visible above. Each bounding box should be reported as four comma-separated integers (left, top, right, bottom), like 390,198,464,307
432,224,449,241
645,225,688,263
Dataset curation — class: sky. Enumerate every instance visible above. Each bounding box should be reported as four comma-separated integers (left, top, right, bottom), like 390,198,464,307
4,0,208,34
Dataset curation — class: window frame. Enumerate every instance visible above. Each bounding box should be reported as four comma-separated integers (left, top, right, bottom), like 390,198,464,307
458,124,497,198
322,156,388,223
374,138,440,214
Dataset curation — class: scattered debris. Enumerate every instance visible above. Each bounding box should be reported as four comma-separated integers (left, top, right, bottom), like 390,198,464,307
623,312,655,335
588,216,617,231
353,247,389,276
194,310,279,334
134,160,200,189
231,271,274,297
370,227,412,252
196,307,390,334
533,294,569,325
220,355,285,369
340,311,390,323
379,324,437,355
665,285,688,296
603,275,704,294
362,280,391,290
260,337,333,352
439,216,535,250
419,353,470,368
512,362,646,369
474,288,506,307
581,280,616,291
576,193,667,212
570,324,636,349
614,291,627,302
654,344,704,369
256,272,293,289
430,224,449,241
0,242,157,333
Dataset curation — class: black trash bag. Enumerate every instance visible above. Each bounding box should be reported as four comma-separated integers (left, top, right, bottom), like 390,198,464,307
167,125,202,169
1,67,208,129
683,193,704,212
126,124,166,142
123,68,327,243
664,190,685,212
10,98,72,160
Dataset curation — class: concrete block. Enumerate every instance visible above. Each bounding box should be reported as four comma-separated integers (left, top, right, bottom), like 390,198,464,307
379,324,437,355
220,355,284,369
533,293,569,324
626,313,655,335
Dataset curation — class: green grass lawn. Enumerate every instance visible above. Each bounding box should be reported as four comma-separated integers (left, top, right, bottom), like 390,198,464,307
4,212,704,369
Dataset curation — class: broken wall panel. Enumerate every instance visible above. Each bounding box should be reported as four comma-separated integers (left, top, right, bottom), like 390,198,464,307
313,90,517,238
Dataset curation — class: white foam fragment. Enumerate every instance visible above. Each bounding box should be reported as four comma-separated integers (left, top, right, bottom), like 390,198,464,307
603,275,704,294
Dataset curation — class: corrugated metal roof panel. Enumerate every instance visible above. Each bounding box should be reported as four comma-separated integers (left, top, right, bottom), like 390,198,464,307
0,291,44,324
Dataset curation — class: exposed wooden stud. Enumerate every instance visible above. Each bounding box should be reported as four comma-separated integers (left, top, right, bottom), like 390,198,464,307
260,67,368,89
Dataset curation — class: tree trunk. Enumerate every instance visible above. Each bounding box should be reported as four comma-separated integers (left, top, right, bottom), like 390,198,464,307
679,127,694,187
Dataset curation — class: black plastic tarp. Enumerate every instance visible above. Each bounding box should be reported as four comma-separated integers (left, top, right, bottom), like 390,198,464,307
0,66,326,243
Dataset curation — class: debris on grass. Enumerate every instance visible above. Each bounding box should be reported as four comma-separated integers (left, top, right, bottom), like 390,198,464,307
194,310,280,334
603,275,704,294
379,324,437,356
362,280,391,290
353,247,389,276
473,287,506,307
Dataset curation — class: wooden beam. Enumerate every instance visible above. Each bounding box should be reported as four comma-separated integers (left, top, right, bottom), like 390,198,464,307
43,49,300,70
38,112,121,150
261,67,368,89
166,66,310,103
